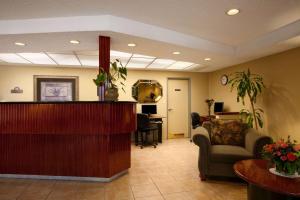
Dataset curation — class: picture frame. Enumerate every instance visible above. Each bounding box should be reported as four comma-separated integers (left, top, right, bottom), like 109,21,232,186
33,75,79,102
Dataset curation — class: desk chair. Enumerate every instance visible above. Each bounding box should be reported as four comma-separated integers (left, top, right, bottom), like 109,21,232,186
136,113,158,149
191,112,201,142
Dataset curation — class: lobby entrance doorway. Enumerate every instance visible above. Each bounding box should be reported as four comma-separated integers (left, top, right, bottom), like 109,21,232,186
167,78,190,139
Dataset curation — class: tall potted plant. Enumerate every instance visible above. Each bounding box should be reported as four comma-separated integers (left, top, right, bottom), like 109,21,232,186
228,69,265,130
93,59,127,101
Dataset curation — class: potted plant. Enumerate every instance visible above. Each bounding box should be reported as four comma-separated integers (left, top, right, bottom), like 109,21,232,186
228,69,265,130
93,59,127,101
93,67,107,101
262,136,300,177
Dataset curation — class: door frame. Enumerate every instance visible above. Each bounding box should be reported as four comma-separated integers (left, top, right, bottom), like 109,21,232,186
166,77,191,140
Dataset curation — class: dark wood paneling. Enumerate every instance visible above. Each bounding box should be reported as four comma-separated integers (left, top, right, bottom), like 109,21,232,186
99,36,110,73
0,102,136,178
0,103,135,135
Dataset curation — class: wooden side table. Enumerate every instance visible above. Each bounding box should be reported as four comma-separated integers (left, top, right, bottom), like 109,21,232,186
234,159,300,200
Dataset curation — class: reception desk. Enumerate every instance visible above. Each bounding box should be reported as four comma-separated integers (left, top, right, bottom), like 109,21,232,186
0,101,136,181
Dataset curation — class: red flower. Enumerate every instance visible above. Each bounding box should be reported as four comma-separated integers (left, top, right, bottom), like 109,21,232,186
280,155,287,161
264,144,274,153
287,152,297,162
276,151,281,156
280,143,288,148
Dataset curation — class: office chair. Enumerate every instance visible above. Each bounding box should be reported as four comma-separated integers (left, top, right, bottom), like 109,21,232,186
191,112,201,142
136,113,159,149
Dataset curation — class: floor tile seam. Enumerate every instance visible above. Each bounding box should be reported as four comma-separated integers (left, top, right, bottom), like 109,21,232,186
150,177,167,200
44,180,58,200
15,180,34,200
129,180,137,200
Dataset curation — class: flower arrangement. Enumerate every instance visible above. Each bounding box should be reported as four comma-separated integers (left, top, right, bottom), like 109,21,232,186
262,136,300,175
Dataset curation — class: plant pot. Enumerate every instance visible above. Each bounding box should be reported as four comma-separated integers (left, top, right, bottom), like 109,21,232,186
97,85,106,101
105,87,119,101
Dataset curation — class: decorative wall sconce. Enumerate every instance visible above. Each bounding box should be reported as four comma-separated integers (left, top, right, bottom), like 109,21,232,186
11,87,23,94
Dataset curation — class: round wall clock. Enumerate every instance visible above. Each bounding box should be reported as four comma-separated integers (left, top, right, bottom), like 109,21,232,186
220,75,228,85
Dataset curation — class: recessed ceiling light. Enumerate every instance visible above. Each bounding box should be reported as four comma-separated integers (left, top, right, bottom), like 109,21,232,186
204,58,211,61
226,8,240,16
14,42,26,46
128,43,136,47
173,51,181,55
70,40,80,44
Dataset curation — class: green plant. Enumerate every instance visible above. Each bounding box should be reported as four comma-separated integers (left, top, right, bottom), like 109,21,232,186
108,59,127,92
93,59,127,92
240,108,264,129
228,69,265,130
93,67,107,87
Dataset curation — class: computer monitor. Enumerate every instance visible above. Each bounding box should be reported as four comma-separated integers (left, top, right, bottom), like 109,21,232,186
214,102,224,113
141,105,157,114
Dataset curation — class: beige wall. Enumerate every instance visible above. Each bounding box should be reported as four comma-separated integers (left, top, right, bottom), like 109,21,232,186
209,47,300,141
0,65,209,140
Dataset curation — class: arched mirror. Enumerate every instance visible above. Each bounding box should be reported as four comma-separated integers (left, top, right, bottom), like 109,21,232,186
132,80,163,103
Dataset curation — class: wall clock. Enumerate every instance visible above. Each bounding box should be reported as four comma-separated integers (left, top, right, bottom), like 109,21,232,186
220,75,228,85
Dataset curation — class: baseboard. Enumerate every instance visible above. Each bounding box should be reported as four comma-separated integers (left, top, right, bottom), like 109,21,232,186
0,170,128,182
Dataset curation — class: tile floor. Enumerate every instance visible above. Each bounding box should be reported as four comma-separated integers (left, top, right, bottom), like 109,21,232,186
0,139,247,200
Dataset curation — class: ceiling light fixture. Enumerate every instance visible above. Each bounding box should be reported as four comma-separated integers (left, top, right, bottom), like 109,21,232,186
226,8,240,16
70,40,80,44
172,51,181,55
204,58,211,61
128,43,136,47
14,42,26,46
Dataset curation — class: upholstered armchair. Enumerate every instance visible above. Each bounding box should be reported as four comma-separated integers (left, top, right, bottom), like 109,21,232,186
193,121,272,181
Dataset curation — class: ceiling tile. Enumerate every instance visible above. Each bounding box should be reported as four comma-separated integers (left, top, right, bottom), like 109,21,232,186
168,61,194,69
75,50,98,56
110,50,132,66
111,50,132,58
126,57,155,68
18,53,56,65
0,53,30,64
47,53,81,66
147,59,175,69
132,54,156,59
184,64,202,71
77,55,98,67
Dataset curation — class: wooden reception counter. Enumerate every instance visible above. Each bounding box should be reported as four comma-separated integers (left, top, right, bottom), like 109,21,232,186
0,101,136,181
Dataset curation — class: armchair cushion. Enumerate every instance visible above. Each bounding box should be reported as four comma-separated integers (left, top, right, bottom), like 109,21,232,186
210,120,248,146
211,145,253,164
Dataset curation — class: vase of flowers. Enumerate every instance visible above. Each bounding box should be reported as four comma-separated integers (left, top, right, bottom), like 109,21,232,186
262,136,300,177
205,99,214,117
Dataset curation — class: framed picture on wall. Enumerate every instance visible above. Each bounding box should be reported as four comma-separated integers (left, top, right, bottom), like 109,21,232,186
33,75,79,102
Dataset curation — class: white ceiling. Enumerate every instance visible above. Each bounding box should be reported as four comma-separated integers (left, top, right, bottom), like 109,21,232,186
0,0,300,72
0,50,200,71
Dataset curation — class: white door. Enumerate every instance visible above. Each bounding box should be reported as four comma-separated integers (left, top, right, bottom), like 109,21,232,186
167,79,189,139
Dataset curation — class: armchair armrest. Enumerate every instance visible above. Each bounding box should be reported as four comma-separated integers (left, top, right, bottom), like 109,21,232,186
193,127,211,179
245,128,272,158
193,127,211,147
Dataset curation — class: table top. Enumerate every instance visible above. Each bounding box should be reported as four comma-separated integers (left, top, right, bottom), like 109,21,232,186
234,159,300,197
148,114,166,119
